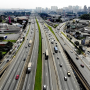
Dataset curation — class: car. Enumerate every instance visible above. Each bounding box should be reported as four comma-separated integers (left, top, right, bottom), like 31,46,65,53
81,64,84,68
56,45,58,47
43,52,45,54
25,46,27,48
57,57,59,59
76,57,79,60
70,50,73,53
64,76,67,81
67,71,71,77
59,64,62,67
6,60,9,63
16,75,19,80
23,58,26,61
43,85,47,90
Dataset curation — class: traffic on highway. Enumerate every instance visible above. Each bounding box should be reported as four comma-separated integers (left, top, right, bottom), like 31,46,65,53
0,13,89,90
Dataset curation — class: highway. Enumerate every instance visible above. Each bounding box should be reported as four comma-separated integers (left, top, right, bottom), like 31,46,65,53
51,22,90,89
43,23,80,90
39,19,52,90
0,17,35,90
0,14,88,90
38,16,59,90
22,17,39,90
38,16,80,90
0,23,29,76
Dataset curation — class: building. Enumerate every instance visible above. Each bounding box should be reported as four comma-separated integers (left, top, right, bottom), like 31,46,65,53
88,7,90,13
36,7,42,13
84,5,87,12
51,6,58,11
81,39,90,45
0,23,21,33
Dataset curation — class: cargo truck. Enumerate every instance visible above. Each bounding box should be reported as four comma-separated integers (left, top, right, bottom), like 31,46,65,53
27,62,32,74
28,40,32,47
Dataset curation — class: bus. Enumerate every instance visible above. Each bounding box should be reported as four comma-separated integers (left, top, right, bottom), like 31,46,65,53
45,49,49,60
54,47,58,53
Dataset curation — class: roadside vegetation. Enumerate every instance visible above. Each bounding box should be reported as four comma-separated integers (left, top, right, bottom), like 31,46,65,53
54,24,58,28
3,40,17,43
0,41,13,59
26,25,30,36
45,23,58,41
34,19,42,90
80,14,90,20
61,31,85,55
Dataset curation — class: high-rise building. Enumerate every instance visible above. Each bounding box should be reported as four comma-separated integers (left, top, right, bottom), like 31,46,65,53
51,6,58,11
84,5,87,12
88,7,90,13
36,7,42,13
68,6,73,12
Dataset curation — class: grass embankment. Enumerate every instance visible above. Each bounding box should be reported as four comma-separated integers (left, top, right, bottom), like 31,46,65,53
2,52,6,55
2,20,6,23
3,40,17,43
26,25,30,36
34,19,42,90
45,24,59,41
54,24,58,28
61,31,84,55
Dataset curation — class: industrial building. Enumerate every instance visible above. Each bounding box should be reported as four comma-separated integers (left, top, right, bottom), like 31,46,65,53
0,23,21,33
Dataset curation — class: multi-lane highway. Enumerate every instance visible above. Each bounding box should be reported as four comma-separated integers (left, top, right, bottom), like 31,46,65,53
52,22,90,90
38,16,80,90
22,17,39,90
0,16,36,90
0,14,87,90
39,19,52,90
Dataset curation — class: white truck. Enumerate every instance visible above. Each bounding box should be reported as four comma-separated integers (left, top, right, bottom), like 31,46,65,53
27,62,32,74
28,40,32,47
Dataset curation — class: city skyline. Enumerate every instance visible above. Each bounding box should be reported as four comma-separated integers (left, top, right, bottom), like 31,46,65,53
0,0,90,9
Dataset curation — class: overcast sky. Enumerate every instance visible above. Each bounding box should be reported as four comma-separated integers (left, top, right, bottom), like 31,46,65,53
0,0,90,9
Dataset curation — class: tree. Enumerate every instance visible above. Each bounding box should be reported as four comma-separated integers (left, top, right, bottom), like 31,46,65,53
6,41,13,48
0,51,2,59
80,14,90,20
74,41,79,46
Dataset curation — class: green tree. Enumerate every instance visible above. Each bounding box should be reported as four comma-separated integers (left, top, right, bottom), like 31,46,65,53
74,41,79,46
0,51,2,59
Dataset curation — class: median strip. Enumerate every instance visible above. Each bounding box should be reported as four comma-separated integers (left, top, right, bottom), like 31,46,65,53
34,19,42,90
45,23,59,41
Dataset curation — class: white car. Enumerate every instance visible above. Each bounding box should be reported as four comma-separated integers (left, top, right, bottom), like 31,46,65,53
67,71,71,77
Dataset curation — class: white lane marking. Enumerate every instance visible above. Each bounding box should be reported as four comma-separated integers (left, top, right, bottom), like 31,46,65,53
46,73,47,76
8,79,11,83
28,84,30,89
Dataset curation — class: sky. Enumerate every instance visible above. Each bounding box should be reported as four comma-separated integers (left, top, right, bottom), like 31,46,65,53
0,0,90,9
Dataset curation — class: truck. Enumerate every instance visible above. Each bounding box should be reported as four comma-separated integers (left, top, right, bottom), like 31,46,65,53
17,39,20,44
20,39,23,43
57,26,60,30
27,62,32,74
45,49,49,60
28,40,32,47
51,39,54,44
